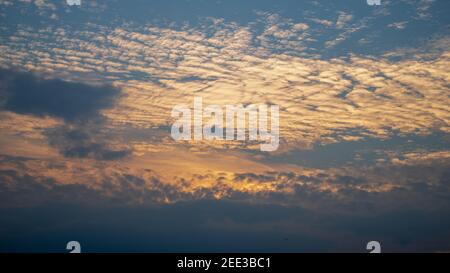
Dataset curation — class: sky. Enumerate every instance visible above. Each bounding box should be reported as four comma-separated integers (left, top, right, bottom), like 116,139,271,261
0,0,449,252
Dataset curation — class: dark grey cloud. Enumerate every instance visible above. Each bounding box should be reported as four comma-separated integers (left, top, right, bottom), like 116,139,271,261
1,160,450,252
46,124,131,161
265,132,450,168
63,144,130,160
0,69,131,160
1,198,449,252
0,169,109,207
0,69,120,122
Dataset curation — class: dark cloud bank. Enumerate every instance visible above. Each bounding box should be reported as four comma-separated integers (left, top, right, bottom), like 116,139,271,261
1,198,449,253
0,69,119,121
0,167,449,253
0,69,130,160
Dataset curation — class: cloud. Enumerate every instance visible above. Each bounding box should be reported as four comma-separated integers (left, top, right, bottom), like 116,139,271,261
309,18,334,27
0,69,128,161
388,21,408,29
336,12,353,29
1,171,449,252
33,0,56,11
0,19,448,159
416,0,435,19
0,69,121,122
0,1,449,252
46,123,132,161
